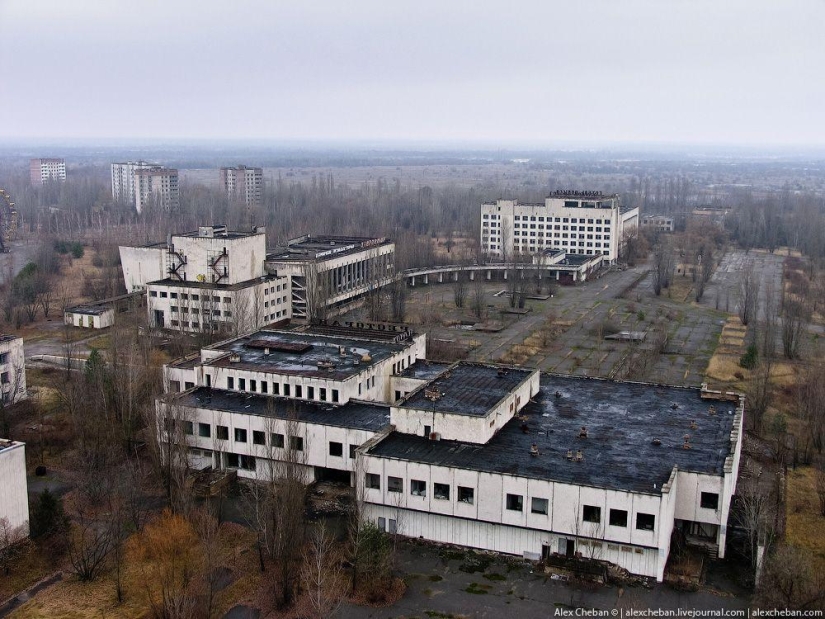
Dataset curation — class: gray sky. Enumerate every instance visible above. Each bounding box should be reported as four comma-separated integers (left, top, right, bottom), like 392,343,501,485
1,0,823,146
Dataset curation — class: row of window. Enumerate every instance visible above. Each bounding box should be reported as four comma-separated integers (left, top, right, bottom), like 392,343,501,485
224,376,341,402
366,474,475,503
512,225,609,232
574,504,655,530
186,422,362,459
151,291,231,302
482,214,613,225
365,474,679,532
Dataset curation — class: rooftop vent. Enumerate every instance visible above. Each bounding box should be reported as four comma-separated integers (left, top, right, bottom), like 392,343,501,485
682,434,691,450
575,449,584,462
497,369,508,378
708,405,717,415
530,443,539,457
264,347,270,356
651,438,662,446
566,449,573,460
424,387,442,401
579,426,588,439
339,346,347,357
554,390,563,398
690,420,698,430
229,353,241,363
361,353,372,363
671,402,679,410
317,359,335,370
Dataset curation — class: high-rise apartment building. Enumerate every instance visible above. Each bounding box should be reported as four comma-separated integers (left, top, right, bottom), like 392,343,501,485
111,161,159,206
219,165,263,206
134,167,179,214
29,158,66,186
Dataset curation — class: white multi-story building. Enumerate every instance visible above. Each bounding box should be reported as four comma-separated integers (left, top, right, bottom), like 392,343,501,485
157,325,426,482
29,158,66,186
134,167,179,214
120,228,396,329
481,191,640,264
0,335,26,404
220,166,263,207
120,225,288,333
266,235,396,321
0,439,29,545
111,161,159,206
360,373,743,583
157,336,743,582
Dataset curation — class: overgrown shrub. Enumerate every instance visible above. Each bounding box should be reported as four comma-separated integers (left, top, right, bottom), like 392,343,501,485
740,344,759,369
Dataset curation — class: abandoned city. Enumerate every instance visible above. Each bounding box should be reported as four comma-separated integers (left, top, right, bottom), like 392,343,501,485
1,1,825,618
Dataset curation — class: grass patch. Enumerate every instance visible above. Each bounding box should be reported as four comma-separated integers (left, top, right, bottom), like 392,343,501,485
464,582,492,595
458,551,493,574
428,574,444,582
0,542,58,603
425,611,468,619
482,572,507,582
438,548,466,562
785,467,825,572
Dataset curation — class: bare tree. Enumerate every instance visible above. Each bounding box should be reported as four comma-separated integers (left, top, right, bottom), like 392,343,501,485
755,545,825,610
302,521,345,619
747,360,773,436
651,239,674,296
0,516,26,576
781,297,808,359
739,260,761,326
471,274,486,319
452,264,467,308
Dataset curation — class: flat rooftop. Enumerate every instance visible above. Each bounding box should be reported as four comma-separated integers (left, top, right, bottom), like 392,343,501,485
66,305,111,316
174,227,260,240
170,387,390,431
369,375,738,494
398,360,452,381
0,438,22,452
204,329,413,380
267,235,391,262
398,363,535,417
147,275,282,290
557,254,601,266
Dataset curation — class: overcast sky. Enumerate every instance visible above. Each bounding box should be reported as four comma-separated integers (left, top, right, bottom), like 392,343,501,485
1,0,823,147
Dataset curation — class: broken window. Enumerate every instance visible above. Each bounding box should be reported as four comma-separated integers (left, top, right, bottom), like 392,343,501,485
434,483,450,500
506,494,523,512
609,509,628,527
636,513,655,531
582,505,601,523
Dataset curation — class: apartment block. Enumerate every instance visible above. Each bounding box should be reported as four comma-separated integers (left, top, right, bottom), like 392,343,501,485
134,167,179,214
220,165,263,207
29,158,66,186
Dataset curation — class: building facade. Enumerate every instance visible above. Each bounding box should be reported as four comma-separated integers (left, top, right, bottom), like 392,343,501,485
0,335,26,404
132,226,289,333
120,228,396,329
155,328,743,582
111,161,159,206
359,374,743,583
157,325,426,482
220,166,263,207
481,191,639,263
266,235,396,321
0,439,29,546
29,158,66,186
134,167,179,214
641,215,675,233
